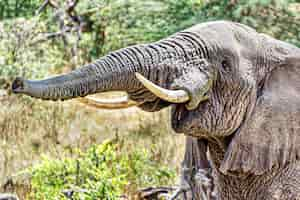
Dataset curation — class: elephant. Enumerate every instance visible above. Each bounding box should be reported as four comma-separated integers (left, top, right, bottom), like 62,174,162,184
11,21,300,200
0,194,19,200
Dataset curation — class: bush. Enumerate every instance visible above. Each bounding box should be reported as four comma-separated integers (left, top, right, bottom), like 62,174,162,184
25,140,175,200
196,0,300,47
0,18,66,89
76,0,203,58
0,0,41,20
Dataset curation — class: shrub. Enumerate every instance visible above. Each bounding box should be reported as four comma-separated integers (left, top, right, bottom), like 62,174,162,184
0,0,41,20
77,0,203,58
25,140,175,200
196,0,300,47
0,18,66,89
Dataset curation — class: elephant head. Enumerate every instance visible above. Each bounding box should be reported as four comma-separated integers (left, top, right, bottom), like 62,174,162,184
12,21,300,175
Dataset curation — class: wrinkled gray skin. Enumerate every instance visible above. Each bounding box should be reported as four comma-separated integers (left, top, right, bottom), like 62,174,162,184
12,21,300,199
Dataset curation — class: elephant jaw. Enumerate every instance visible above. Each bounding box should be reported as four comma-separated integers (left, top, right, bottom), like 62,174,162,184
171,104,189,133
170,100,211,135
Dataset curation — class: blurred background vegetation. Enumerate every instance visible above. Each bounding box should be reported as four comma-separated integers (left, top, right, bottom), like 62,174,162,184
0,0,300,199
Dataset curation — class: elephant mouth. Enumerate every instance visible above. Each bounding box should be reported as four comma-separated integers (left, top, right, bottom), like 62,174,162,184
134,72,212,133
170,95,211,134
171,104,189,132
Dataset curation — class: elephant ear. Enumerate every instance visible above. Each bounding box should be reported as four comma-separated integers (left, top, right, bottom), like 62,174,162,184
220,48,300,175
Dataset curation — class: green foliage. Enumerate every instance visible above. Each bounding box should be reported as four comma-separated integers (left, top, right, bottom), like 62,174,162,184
197,0,300,47
0,18,66,89
26,140,175,200
73,0,202,58
0,0,41,19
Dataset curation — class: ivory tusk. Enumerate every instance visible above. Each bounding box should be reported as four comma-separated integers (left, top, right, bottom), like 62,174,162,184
77,95,138,109
135,72,190,103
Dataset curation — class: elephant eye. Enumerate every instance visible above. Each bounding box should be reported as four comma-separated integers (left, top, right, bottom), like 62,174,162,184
221,60,230,72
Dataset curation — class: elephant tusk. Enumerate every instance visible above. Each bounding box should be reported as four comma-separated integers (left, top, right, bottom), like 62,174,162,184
135,72,190,103
77,95,138,109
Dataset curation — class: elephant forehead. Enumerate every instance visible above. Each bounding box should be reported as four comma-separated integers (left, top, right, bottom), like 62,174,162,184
187,21,258,48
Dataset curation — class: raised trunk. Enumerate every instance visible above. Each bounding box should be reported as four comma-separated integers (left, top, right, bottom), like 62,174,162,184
12,31,210,102
12,44,166,100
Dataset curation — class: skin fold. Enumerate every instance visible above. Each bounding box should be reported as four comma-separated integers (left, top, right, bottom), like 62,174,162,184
12,21,300,200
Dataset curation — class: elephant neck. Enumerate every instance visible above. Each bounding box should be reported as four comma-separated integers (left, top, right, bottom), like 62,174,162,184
207,140,300,200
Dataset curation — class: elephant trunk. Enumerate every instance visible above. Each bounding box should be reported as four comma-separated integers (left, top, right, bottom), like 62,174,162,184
12,44,161,101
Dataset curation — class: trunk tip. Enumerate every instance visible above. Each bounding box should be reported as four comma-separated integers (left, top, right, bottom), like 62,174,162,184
12,77,25,94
